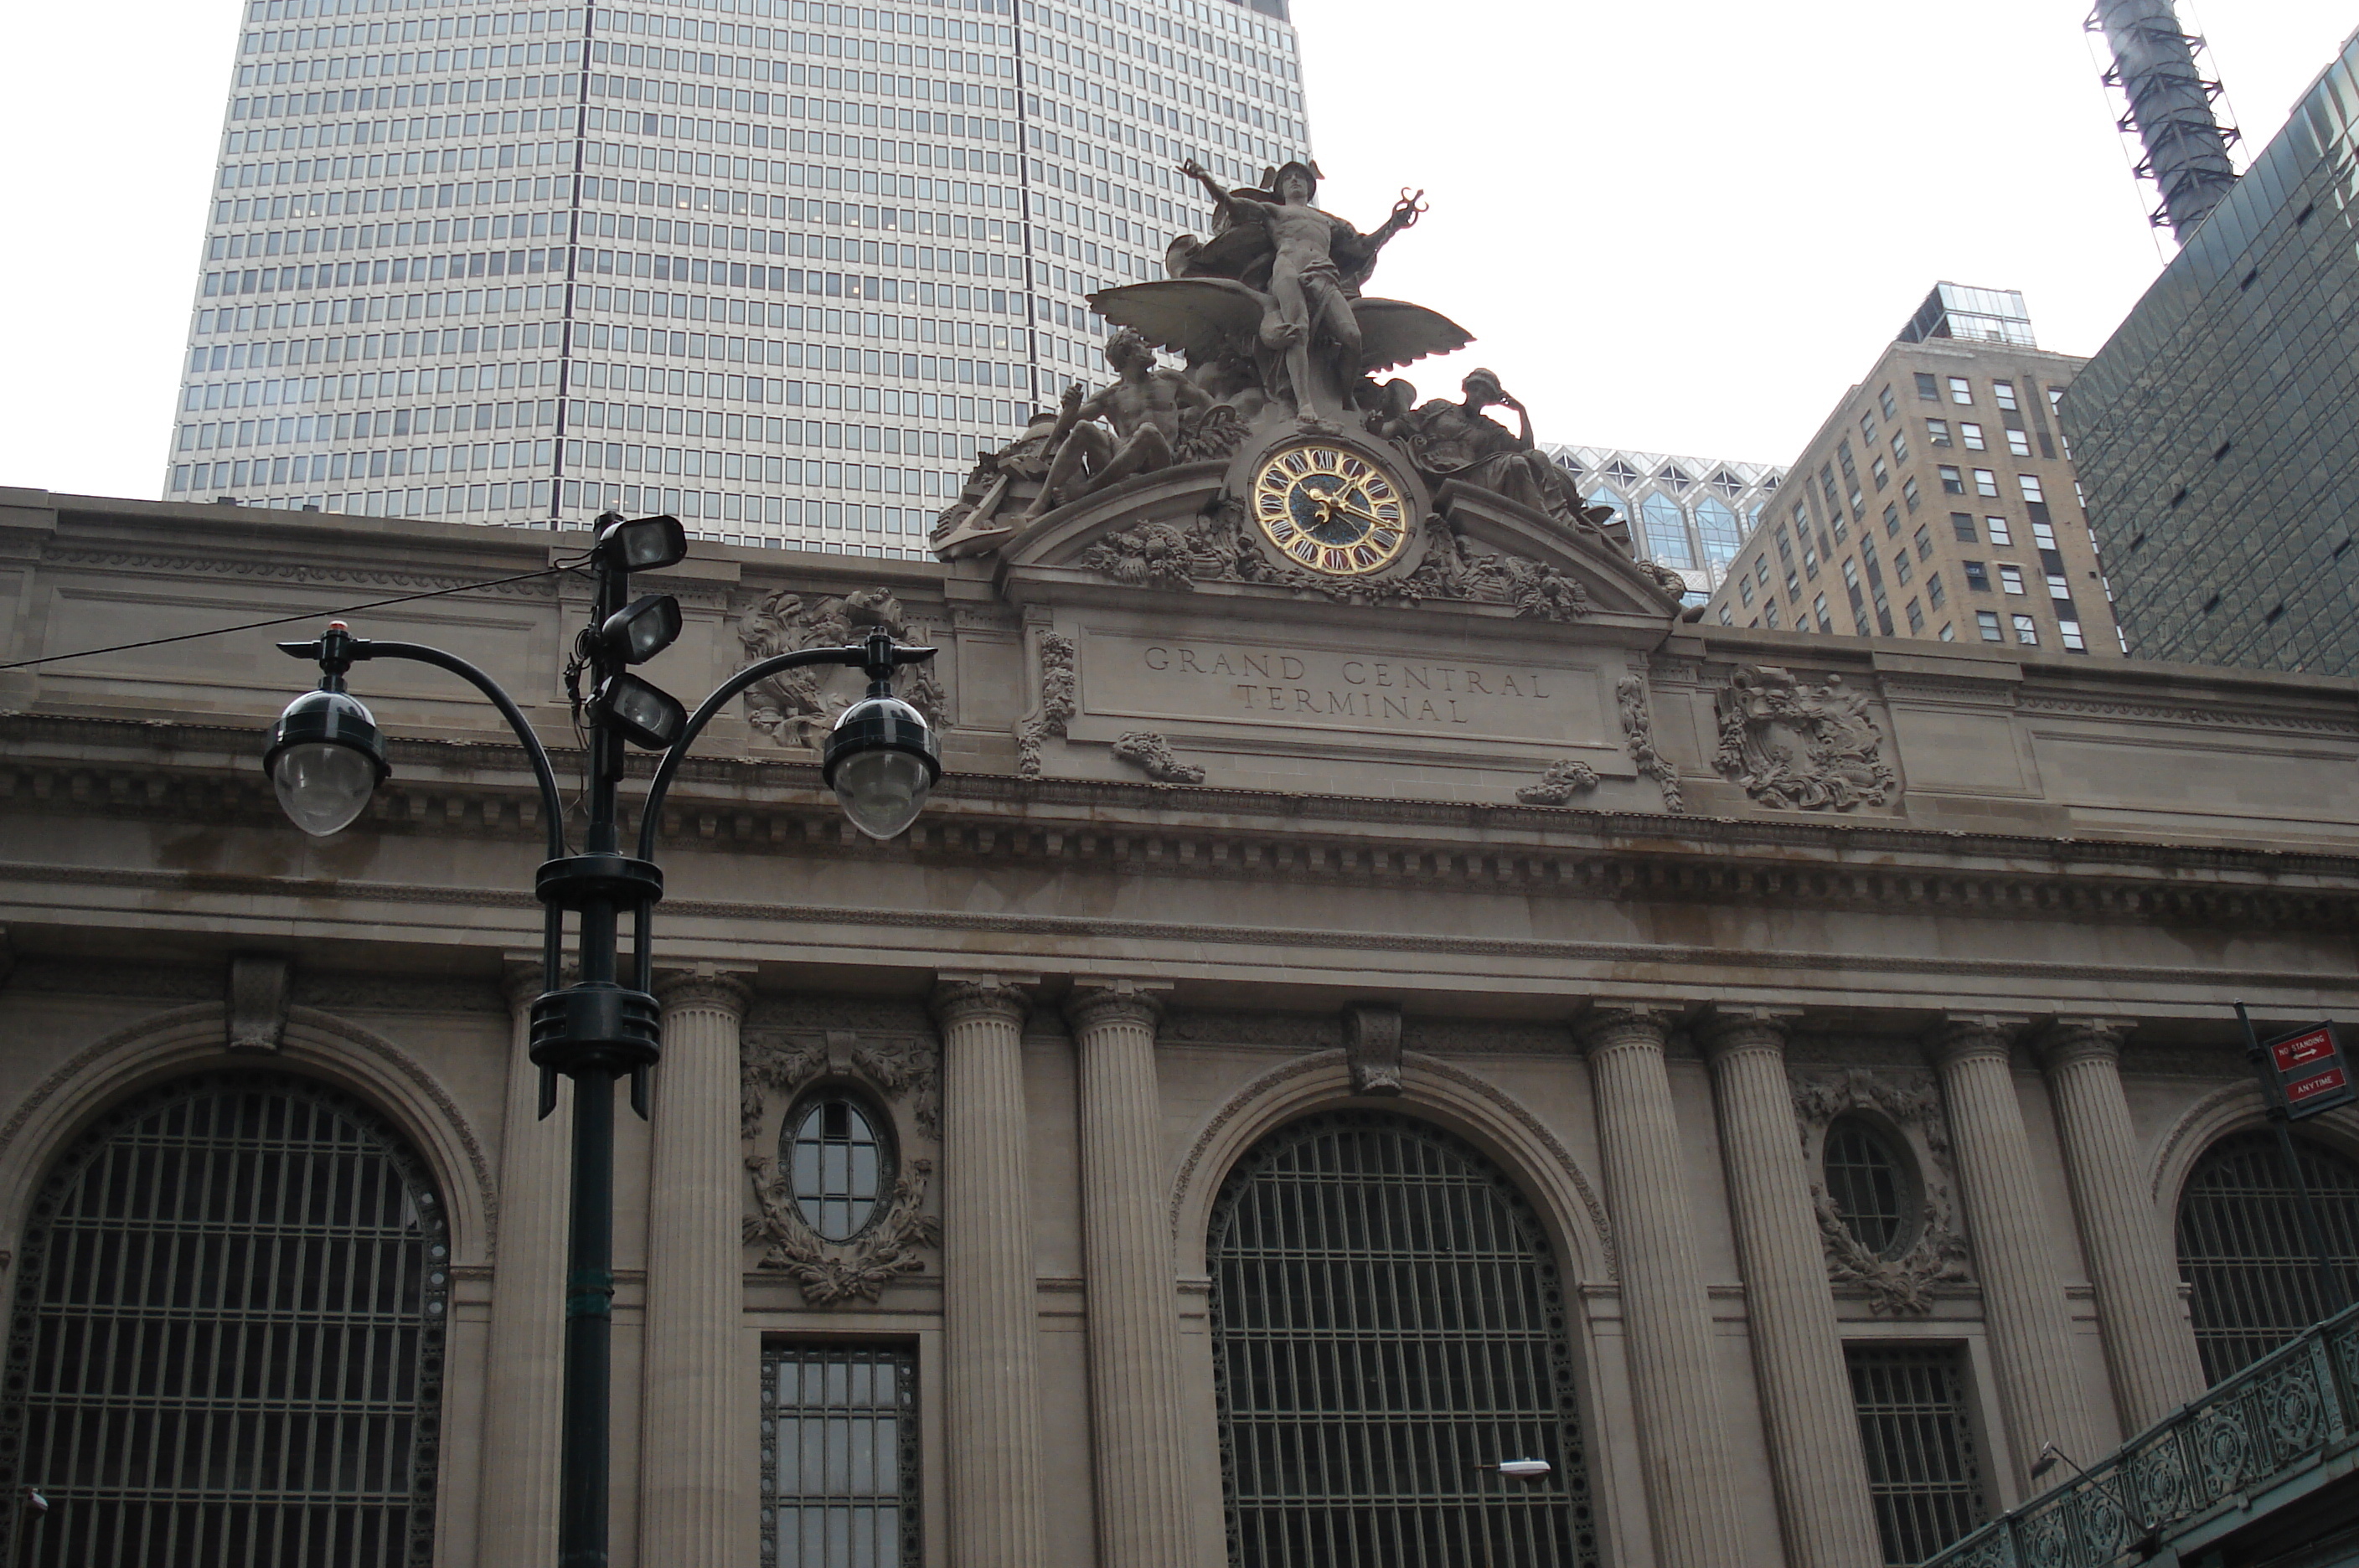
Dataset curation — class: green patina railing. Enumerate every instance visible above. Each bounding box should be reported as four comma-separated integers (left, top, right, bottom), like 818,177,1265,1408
1924,1301,2359,1567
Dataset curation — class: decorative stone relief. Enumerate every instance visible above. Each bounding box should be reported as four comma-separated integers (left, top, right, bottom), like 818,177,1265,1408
1791,1068,1970,1315
1515,759,1599,806
1713,663,1892,812
1616,674,1684,814
1015,631,1077,780
735,586,946,745
1078,502,1590,621
225,954,291,1053
1343,1003,1404,1096
739,1026,942,1305
1112,731,1205,785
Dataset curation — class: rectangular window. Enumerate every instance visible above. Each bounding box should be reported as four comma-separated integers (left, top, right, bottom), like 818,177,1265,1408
1718,606,1735,626
1950,513,1976,543
1763,600,1781,629
1879,385,1897,420
2059,618,2087,652
1985,517,2012,546
2047,573,2073,601
1959,421,1985,451
2012,613,2039,644
1926,418,1951,446
1972,469,1999,498
1938,622,1957,642
1999,565,2026,595
1841,558,1861,591
2017,473,2044,503
1914,372,1939,401
1976,609,2003,641
1737,575,1753,607
1912,524,1933,560
762,1344,919,1568
1947,376,1973,405
1992,379,2018,412
1901,477,1921,511
1905,597,1924,632
1840,1338,1990,1555
1889,431,1909,464
2030,520,2058,550
1814,592,1832,631
1893,551,1912,585
2005,428,2031,457
1870,456,1890,490
1938,466,1964,495
1882,503,1900,536
1963,560,1990,592
1859,410,1878,445
1926,571,1945,608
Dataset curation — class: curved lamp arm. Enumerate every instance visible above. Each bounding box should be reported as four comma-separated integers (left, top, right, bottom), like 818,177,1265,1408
279,633,568,859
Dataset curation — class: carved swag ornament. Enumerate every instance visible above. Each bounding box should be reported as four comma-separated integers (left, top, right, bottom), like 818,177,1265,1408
735,586,946,746
1791,1068,1970,1315
740,1029,942,1306
1713,663,1893,812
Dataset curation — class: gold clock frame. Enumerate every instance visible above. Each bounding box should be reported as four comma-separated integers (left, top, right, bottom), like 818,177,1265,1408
1243,439,1420,579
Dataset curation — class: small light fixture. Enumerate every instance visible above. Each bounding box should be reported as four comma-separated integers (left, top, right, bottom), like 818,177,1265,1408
594,512,688,572
599,593,682,665
823,691,940,840
1495,1459,1551,1480
264,633,390,837
589,671,688,750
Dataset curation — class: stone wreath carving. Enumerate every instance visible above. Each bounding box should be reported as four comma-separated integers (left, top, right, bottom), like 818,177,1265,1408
1015,631,1077,779
1112,731,1205,784
1076,500,1588,621
739,1032,942,1305
1616,674,1684,814
1791,1068,1970,1315
1713,663,1892,812
735,586,946,746
1515,759,1599,806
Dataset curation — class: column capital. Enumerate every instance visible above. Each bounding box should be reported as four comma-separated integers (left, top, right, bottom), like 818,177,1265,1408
1695,1004,1805,1062
1926,1014,2031,1069
652,962,756,1016
931,972,1039,1029
1573,1002,1682,1057
1065,978,1169,1034
2035,1018,2133,1071
502,952,546,1011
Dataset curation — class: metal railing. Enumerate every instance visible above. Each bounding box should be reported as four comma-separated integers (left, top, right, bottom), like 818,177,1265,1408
1925,1300,2359,1566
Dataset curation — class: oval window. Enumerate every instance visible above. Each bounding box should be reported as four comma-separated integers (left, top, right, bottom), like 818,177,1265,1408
1823,1116,1917,1256
786,1095,891,1241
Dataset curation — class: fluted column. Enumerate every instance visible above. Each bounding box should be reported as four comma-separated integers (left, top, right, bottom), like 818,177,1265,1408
1576,1005,1752,1568
1699,1008,1884,1568
932,977,1047,1568
475,960,571,1565
1929,1017,2092,1483
2038,1019,2207,1431
1066,982,1194,1568
639,965,756,1568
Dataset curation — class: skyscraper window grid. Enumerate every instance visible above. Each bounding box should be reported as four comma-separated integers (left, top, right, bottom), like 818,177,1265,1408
166,0,1310,557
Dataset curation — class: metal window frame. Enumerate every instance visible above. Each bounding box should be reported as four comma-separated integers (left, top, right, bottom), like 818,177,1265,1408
758,1339,921,1568
2176,1128,2359,1383
0,1070,449,1568
1206,1110,1600,1568
1845,1341,1987,1565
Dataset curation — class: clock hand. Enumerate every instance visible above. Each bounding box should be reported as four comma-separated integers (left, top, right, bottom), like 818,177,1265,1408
1323,495,1396,528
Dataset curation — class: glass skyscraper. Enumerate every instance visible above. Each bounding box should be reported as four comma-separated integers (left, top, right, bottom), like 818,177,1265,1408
166,0,1311,556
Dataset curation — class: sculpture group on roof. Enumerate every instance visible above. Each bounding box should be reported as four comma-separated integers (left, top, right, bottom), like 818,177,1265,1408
931,160,1628,564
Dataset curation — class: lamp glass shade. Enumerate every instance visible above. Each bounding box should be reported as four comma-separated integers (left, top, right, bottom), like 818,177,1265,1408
822,693,940,839
1496,1459,1552,1479
272,740,382,835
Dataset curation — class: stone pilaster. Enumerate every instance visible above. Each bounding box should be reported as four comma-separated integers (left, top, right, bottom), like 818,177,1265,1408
475,959,570,1567
932,976,1047,1568
1576,1004,1752,1568
639,965,757,1568
1929,1017,2092,1483
1066,981,1194,1568
1698,1008,1884,1568
2036,1019,2207,1432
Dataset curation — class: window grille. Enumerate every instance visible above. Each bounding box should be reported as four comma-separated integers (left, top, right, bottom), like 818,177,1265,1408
1824,1117,1914,1256
0,1071,447,1567
1846,1344,1985,1565
760,1343,919,1568
2176,1129,2359,1382
785,1096,890,1241
1207,1112,1598,1568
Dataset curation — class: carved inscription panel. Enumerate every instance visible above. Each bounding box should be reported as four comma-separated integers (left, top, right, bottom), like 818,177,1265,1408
1077,627,1616,754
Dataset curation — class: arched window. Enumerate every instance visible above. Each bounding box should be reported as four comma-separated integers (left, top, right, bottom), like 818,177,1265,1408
1694,497,1743,570
784,1092,893,1241
1639,493,1694,569
1823,1117,1918,1257
2176,1129,2359,1382
0,1071,448,1567
1208,1112,1598,1567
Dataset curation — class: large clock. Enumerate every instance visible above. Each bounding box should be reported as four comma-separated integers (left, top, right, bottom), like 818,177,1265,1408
1249,442,1413,576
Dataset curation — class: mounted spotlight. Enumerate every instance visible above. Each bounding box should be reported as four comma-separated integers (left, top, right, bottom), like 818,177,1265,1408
263,622,390,837
589,671,688,750
594,511,687,572
599,593,682,665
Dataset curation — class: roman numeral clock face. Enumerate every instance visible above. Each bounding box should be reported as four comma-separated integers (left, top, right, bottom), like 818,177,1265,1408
1250,443,1412,576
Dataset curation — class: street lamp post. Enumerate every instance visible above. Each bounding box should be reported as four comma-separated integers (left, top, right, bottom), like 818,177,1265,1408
261,513,942,1568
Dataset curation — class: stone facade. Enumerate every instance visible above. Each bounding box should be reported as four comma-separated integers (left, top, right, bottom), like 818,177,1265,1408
2,485,2356,1565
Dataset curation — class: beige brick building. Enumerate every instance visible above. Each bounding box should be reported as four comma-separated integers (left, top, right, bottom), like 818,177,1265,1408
1707,286,2120,658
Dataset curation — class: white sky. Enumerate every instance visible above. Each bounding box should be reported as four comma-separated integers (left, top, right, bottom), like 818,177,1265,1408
0,0,2351,497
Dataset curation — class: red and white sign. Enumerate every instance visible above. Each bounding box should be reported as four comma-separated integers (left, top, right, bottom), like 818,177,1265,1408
2266,1024,2355,1117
